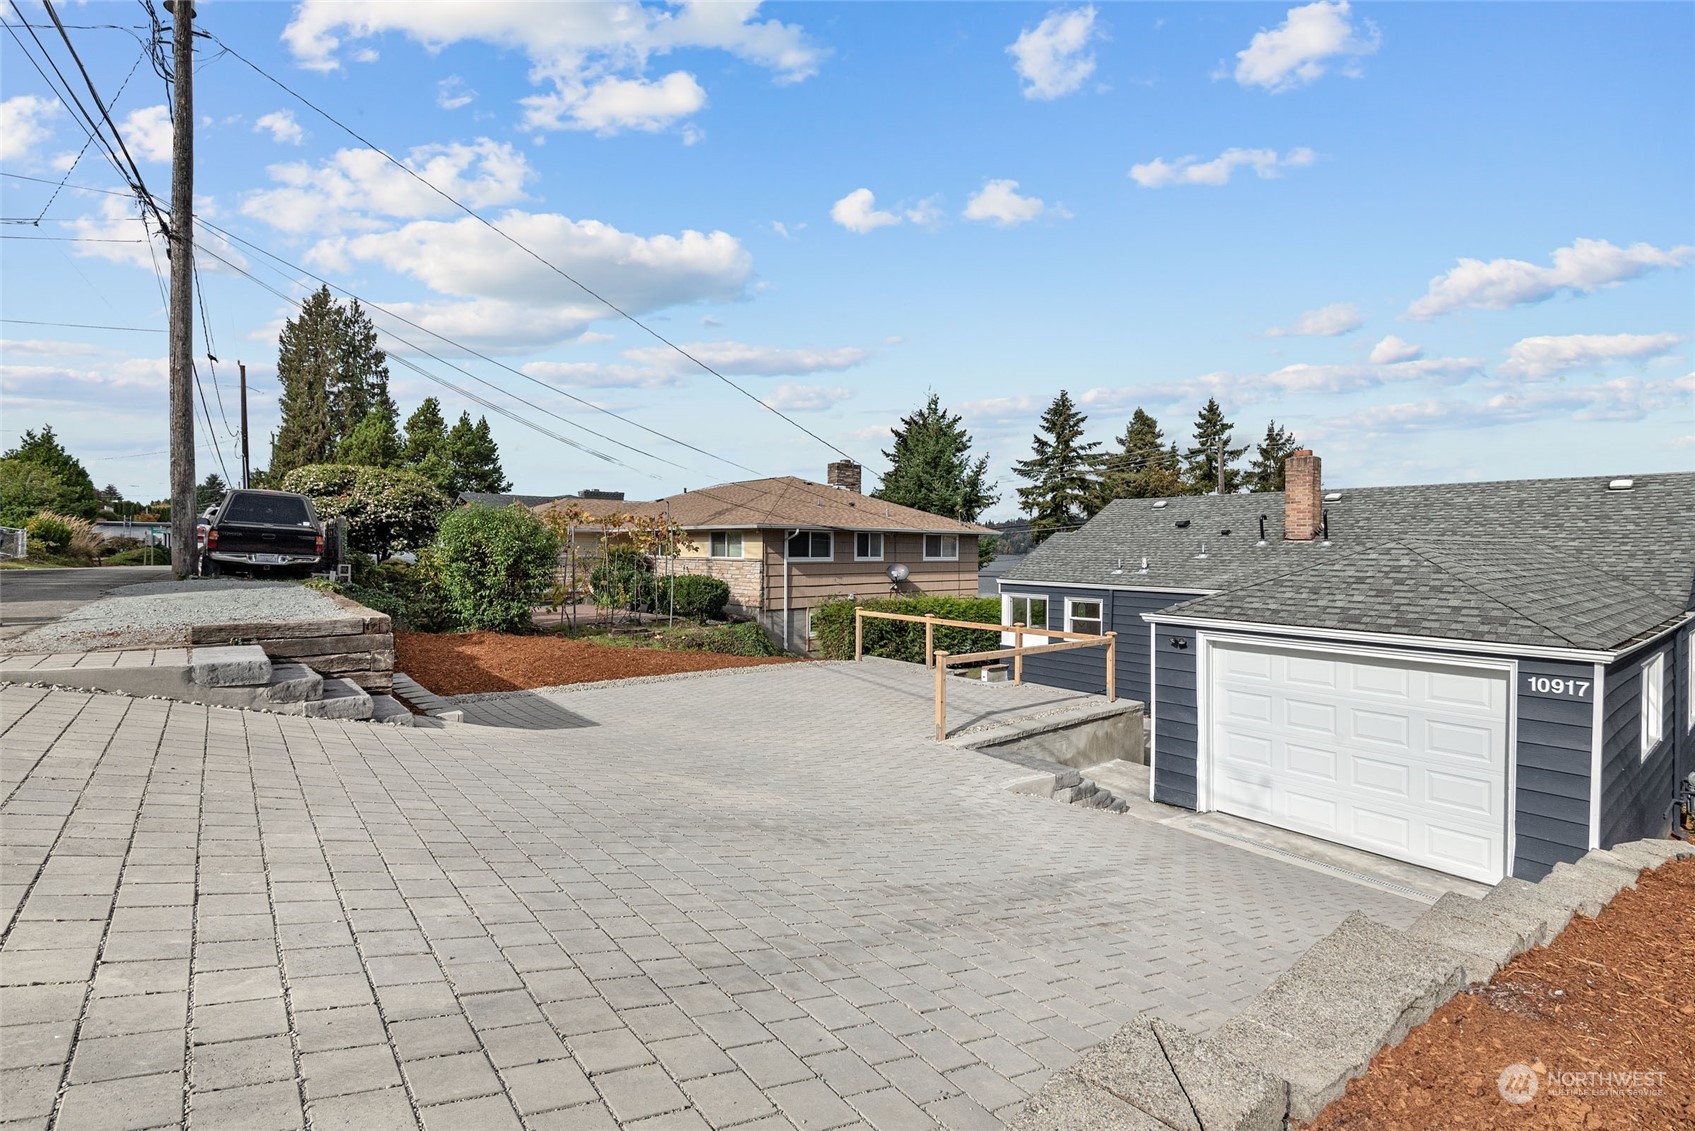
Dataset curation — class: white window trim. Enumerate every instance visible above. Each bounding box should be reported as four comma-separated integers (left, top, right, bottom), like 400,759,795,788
923,533,960,561
1066,597,1104,636
1687,631,1694,734
785,531,833,562
1001,593,1050,646
1641,653,1664,761
709,531,744,559
854,532,884,562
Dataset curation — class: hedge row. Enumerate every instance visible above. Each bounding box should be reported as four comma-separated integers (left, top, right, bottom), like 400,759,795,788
812,595,1002,663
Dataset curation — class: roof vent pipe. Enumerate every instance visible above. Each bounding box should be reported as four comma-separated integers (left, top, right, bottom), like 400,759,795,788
1321,510,1330,547
1607,478,1635,491
1138,556,1148,574
1257,514,1267,546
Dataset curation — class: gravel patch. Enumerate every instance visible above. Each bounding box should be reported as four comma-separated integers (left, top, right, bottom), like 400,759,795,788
4,579,346,653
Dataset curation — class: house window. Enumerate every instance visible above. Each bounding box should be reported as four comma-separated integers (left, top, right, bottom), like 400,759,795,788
786,531,832,560
709,532,743,559
923,534,959,560
1641,653,1664,760
854,532,884,561
1067,598,1103,636
1003,594,1049,646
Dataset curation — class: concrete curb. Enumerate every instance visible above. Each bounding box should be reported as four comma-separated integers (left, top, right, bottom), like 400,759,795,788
1009,838,1693,1130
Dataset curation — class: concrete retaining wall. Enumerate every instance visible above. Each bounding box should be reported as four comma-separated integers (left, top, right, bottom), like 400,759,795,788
188,592,394,692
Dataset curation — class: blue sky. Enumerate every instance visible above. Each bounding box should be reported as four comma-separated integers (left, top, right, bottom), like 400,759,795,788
2,1,1691,517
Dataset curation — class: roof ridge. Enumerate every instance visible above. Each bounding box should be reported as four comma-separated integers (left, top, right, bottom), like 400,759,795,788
1390,540,1585,649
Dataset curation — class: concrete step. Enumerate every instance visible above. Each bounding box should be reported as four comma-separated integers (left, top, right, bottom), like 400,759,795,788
260,663,323,705
190,645,271,688
302,677,373,721
369,694,415,727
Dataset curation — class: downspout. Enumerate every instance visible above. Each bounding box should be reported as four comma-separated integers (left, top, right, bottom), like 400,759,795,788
782,529,800,651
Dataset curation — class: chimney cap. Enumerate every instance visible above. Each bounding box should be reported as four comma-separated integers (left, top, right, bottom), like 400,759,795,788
1289,448,1315,458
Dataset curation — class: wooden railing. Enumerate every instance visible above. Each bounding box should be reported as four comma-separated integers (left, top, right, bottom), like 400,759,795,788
852,608,1116,740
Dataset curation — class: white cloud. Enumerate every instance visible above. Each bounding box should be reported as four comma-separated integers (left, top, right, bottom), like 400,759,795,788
962,179,1066,227
1,356,167,396
121,105,174,164
904,195,944,227
0,338,107,357
242,139,532,233
282,1,819,137
761,382,854,412
1334,373,1690,433
1406,238,1695,320
436,75,476,110
312,213,753,350
622,340,869,377
1498,332,1683,381
254,110,305,145
1129,146,1314,188
524,72,706,135
521,360,682,390
1266,301,1362,338
1368,335,1423,364
831,188,901,234
1,94,59,163
1232,1,1380,93
1007,6,1100,100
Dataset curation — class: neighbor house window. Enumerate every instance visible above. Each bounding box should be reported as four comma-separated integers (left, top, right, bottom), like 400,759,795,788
923,534,959,560
709,532,743,559
854,532,884,561
1003,594,1049,646
786,531,832,560
1067,598,1103,636
1641,653,1664,760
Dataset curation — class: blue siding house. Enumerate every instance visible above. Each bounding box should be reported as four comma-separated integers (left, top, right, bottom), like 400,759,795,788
1000,453,1694,883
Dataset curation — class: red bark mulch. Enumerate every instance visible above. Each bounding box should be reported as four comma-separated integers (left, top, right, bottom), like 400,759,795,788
1301,855,1695,1131
395,630,798,696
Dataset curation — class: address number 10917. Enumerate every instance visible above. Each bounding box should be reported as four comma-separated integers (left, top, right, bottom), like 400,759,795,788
1525,675,1591,699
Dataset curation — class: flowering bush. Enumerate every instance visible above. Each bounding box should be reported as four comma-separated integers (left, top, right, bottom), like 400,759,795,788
279,464,449,559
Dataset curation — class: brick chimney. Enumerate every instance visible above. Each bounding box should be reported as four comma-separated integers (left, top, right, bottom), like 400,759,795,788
827,460,862,493
1283,449,1322,541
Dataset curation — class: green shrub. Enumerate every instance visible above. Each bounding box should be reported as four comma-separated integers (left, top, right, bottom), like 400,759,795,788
432,505,561,633
659,575,731,621
24,513,72,553
279,464,450,559
585,620,781,657
812,595,1003,662
588,547,654,613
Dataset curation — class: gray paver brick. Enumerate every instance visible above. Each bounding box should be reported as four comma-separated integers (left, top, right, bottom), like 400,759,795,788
56,1069,184,1131
0,672,1426,1131
187,1080,305,1130
403,1049,504,1106
683,1068,778,1127
596,1063,689,1123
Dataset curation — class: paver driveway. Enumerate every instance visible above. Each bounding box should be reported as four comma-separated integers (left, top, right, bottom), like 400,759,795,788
0,661,1420,1130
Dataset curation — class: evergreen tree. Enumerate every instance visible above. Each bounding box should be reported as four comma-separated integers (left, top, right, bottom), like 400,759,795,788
271,287,396,477
196,473,229,510
2,425,98,518
1183,398,1249,494
445,413,510,494
337,409,402,468
1012,390,1102,545
1098,408,1184,502
873,392,998,522
401,398,454,491
1246,420,1300,493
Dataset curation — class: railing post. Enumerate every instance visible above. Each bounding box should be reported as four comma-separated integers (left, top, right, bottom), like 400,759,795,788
1105,631,1117,702
1013,623,1024,685
934,650,949,741
925,614,936,668
854,607,864,661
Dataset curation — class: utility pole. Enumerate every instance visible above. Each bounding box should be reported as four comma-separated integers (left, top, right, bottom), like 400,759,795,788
238,361,250,488
1215,438,1225,495
166,0,195,576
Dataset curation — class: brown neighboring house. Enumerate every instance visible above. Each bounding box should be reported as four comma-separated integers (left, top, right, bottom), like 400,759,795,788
536,461,991,652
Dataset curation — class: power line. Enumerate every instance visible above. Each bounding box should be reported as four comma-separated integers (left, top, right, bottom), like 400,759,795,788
205,28,857,464
196,216,762,478
0,234,145,242
0,317,163,332
0,171,136,197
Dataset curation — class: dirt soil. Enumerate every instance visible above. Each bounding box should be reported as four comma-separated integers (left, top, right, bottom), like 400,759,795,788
1303,855,1695,1131
395,630,798,696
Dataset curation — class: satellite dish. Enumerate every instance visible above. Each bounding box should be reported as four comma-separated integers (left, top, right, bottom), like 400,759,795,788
886,563,910,582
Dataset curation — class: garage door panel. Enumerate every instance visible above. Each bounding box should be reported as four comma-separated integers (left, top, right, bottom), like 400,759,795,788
1350,755,1411,799
1209,640,1508,884
1284,699,1337,735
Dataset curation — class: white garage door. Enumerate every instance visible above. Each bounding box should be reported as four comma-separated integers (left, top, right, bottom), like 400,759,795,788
1209,639,1509,883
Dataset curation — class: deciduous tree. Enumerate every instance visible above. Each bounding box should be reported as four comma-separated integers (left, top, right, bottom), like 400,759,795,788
2,426,98,518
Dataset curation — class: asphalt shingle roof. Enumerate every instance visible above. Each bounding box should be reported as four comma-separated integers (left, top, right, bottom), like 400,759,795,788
1003,471,1695,653
538,477,993,535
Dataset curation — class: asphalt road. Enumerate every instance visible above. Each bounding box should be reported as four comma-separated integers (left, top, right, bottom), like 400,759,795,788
0,565,174,633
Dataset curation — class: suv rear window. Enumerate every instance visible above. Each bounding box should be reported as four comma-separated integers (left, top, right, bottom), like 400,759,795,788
223,493,314,527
